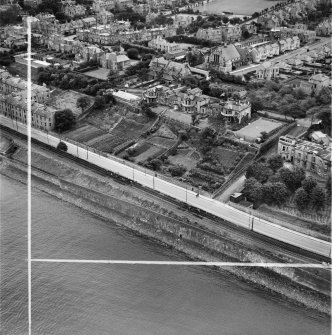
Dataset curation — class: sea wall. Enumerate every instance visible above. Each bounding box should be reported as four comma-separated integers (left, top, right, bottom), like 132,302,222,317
0,156,330,315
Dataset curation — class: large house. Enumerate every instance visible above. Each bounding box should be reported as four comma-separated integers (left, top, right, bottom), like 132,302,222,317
92,0,115,12
256,61,280,80
219,100,251,123
315,19,332,36
0,70,50,104
148,36,182,53
278,135,331,179
0,92,57,131
148,57,192,82
143,84,251,122
309,73,331,92
196,24,241,43
143,86,213,114
61,0,86,18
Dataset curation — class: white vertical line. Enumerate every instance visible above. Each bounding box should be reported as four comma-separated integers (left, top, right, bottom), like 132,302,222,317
27,17,32,335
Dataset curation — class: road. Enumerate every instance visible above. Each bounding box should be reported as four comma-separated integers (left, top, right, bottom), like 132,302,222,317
230,37,331,76
1,115,331,259
3,125,330,274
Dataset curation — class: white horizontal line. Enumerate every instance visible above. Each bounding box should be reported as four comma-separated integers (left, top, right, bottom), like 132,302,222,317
30,259,331,268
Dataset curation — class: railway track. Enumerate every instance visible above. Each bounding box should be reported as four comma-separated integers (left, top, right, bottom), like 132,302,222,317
1,125,330,266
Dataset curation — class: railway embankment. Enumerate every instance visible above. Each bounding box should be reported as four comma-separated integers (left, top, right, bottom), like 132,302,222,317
0,147,330,316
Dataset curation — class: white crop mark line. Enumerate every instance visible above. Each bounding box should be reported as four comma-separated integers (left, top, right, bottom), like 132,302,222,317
27,17,32,335
30,259,332,269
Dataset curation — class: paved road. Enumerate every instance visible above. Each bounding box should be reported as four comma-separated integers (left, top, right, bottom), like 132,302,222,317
230,37,331,76
1,116,330,258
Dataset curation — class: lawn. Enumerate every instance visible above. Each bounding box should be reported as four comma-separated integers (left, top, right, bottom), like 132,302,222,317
48,89,94,116
84,68,109,81
235,118,283,142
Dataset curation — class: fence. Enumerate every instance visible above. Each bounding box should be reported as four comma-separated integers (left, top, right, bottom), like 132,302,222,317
212,152,255,199
1,115,329,257
258,121,297,156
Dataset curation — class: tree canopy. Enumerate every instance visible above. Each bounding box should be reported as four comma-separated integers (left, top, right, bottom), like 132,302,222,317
76,96,90,112
54,109,75,133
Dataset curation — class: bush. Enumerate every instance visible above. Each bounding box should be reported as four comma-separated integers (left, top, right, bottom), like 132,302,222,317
127,48,139,59
169,165,187,177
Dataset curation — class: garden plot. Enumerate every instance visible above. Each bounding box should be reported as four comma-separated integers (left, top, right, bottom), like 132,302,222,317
147,136,177,148
133,143,166,163
213,147,240,169
65,124,105,143
168,147,200,172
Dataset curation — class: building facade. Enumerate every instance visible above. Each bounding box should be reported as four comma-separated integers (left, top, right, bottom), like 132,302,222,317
278,135,331,179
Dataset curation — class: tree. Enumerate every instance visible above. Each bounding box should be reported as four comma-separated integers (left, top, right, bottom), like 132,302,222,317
76,96,90,113
294,187,310,211
183,75,199,88
249,97,264,112
243,177,263,204
57,141,68,152
54,109,75,133
310,186,326,211
200,127,215,139
147,158,162,171
222,16,229,24
169,165,186,177
262,182,274,205
191,112,199,126
245,162,273,184
260,131,269,142
176,26,185,35
279,167,305,192
316,87,331,105
271,182,289,206
301,176,317,195
94,96,105,109
0,7,19,26
127,48,139,59
267,154,283,173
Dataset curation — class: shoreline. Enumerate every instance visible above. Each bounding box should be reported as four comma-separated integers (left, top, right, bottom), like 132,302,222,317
195,0,285,15
0,152,330,317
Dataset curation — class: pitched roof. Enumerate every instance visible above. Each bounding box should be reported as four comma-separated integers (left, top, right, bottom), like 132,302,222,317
213,44,240,61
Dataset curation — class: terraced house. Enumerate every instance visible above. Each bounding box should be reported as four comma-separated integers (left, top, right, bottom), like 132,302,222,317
196,24,241,43
0,92,57,131
61,0,86,18
0,70,50,104
278,135,331,179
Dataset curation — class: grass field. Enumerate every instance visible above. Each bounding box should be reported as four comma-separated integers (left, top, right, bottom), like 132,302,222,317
48,90,94,116
235,118,283,142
